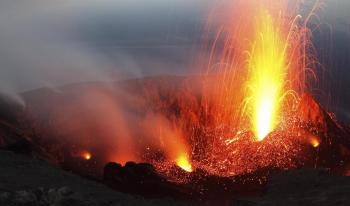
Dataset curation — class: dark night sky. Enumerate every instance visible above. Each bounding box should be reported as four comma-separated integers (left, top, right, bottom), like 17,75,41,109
0,0,349,120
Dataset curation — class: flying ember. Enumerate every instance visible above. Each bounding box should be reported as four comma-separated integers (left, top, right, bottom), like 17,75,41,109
186,0,318,176
22,0,322,185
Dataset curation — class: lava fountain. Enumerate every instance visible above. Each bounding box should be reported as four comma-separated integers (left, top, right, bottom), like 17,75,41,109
246,9,288,140
15,0,330,186
188,0,321,175
243,0,321,141
203,0,318,141
245,3,303,141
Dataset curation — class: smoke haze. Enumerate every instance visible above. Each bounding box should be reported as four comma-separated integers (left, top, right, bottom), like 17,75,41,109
0,0,349,120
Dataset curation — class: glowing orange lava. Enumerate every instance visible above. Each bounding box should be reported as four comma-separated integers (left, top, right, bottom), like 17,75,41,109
310,137,320,148
135,0,319,178
82,151,91,160
180,0,320,176
176,154,193,172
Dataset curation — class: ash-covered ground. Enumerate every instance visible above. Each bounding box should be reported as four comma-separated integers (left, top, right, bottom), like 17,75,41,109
232,169,350,206
1,149,350,206
0,150,188,206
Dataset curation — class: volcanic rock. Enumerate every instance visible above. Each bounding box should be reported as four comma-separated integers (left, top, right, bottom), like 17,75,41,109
1,78,350,205
231,168,350,206
5,138,33,155
103,162,185,198
297,94,349,140
296,94,350,170
0,187,90,206
103,161,273,204
298,93,328,129
0,150,188,206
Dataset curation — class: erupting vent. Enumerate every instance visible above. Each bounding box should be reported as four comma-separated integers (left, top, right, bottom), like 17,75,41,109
2,0,350,204
10,1,350,200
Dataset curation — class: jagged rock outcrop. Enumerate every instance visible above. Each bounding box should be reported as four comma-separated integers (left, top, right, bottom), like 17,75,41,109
296,94,350,170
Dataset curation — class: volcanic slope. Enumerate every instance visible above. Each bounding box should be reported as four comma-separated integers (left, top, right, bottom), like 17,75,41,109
0,150,188,206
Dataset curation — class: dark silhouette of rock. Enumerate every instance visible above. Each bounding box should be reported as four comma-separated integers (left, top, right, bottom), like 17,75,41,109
6,138,33,155
0,187,90,206
103,162,184,198
103,161,270,204
231,168,350,206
